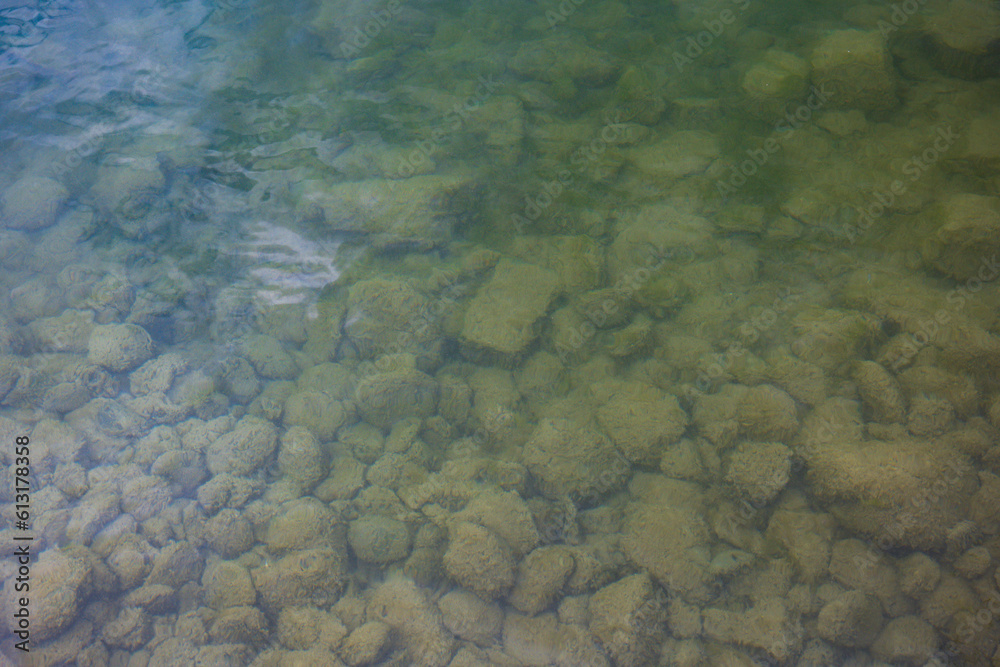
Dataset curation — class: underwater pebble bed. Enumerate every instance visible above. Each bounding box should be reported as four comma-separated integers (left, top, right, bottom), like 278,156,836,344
1,0,1000,665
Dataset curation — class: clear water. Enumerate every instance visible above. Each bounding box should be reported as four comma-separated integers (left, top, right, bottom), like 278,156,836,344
1,0,999,664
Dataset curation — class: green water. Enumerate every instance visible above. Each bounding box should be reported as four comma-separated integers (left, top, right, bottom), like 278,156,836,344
1,0,999,664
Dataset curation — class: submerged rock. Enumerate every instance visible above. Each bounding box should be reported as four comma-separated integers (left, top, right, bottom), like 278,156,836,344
797,399,979,550
252,548,347,614
702,598,803,662
523,418,630,502
627,131,721,184
443,521,515,599
355,355,437,430
510,35,619,89
509,545,574,615
622,474,715,603
1,549,93,642
871,615,940,664
810,30,897,111
594,380,688,465
206,415,278,477
343,278,435,359
264,498,345,554
29,309,95,354
741,49,810,120
239,334,298,380
852,360,906,424
348,515,411,564
278,425,328,493
1,176,68,231
438,590,502,647
366,576,455,667
90,159,167,239
340,621,392,666
817,590,884,648
923,0,1000,79
725,441,792,506
88,324,154,373
588,572,667,667
921,193,1000,281
296,172,480,251
283,389,351,442
461,258,559,360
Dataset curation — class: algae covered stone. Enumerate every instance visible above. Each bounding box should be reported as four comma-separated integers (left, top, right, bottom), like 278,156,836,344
252,548,347,614
798,400,978,550
443,521,515,599
1,549,92,641
588,572,667,667
627,130,720,183
724,441,792,506
736,384,799,442
355,355,438,430
523,418,630,502
283,390,350,442
606,205,716,311
203,560,257,610
239,334,298,380
296,172,480,251
621,475,715,603
278,425,328,492
206,415,278,476
461,258,559,358
90,160,167,238
510,35,618,87
871,616,940,664
741,49,810,120
923,0,1000,79
88,324,154,372
204,508,254,559
921,193,1000,281
265,497,345,554
1,175,68,230
702,598,803,662
365,576,455,667
613,65,666,125
343,278,436,359
810,29,897,111
852,360,906,423
594,380,688,465
438,590,503,647
348,515,411,564
340,621,392,666
455,489,540,558
816,590,884,648
29,309,95,353
509,545,574,615
508,235,602,296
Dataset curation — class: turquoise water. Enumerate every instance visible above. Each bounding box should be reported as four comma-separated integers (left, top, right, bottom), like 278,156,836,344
2,0,1000,664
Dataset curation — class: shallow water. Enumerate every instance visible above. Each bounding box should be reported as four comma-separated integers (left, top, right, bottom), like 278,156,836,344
2,0,1000,664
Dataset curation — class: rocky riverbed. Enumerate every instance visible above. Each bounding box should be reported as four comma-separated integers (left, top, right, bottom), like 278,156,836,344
1,0,1000,665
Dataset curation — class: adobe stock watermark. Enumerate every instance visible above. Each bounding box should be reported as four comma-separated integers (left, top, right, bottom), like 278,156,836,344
692,286,802,391
389,74,503,180
715,85,833,198
545,0,590,28
887,251,1000,371
842,125,959,244
511,108,632,233
338,0,405,59
673,0,752,72
847,457,969,555
877,0,931,38
554,246,693,363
